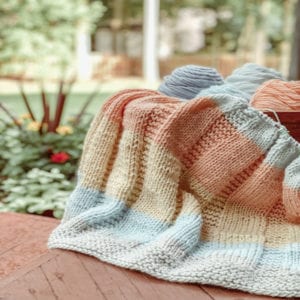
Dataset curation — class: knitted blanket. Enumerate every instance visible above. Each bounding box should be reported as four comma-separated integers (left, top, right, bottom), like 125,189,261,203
48,89,300,298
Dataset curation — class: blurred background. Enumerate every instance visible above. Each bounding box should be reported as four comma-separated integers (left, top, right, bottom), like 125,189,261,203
1,0,300,217
0,0,300,85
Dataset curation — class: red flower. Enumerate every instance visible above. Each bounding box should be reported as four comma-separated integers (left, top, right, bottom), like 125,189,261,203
50,152,70,164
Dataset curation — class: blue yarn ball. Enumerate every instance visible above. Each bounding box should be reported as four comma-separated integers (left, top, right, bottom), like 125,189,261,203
224,63,284,101
158,65,224,100
197,84,249,101
197,63,284,102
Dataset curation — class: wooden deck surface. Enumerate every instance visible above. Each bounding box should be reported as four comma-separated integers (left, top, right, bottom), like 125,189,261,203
0,212,292,300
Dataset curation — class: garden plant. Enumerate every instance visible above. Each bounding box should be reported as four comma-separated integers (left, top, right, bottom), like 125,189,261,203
0,81,98,218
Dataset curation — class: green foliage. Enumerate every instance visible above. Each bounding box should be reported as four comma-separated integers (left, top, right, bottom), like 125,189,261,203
0,118,89,218
0,119,88,179
0,0,106,76
0,168,75,218
180,0,288,52
0,82,94,218
99,0,289,53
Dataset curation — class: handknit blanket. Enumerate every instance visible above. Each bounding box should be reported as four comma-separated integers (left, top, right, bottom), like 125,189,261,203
48,89,300,298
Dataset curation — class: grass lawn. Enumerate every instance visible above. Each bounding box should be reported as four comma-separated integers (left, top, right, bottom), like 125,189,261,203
0,92,113,121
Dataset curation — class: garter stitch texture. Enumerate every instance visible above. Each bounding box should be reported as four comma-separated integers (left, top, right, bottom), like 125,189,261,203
49,89,300,298
158,65,224,99
198,63,284,101
250,79,300,111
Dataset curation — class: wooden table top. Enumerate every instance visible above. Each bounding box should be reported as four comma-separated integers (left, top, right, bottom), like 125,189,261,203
0,212,290,300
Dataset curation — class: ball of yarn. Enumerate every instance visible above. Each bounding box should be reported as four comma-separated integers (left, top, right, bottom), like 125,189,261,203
158,65,224,100
197,83,249,101
224,63,284,102
197,63,284,102
250,79,300,111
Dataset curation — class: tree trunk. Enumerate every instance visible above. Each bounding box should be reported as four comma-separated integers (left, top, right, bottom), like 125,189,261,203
76,23,92,80
289,0,300,79
279,0,296,77
253,0,270,65
111,0,124,54
143,0,160,83
210,30,221,69
236,12,256,64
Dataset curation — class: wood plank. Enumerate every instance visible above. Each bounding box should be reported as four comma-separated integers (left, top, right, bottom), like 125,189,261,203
0,266,57,300
202,285,290,300
0,213,290,300
0,236,51,280
39,251,105,300
0,212,57,257
77,253,131,300
0,252,57,290
120,270,163,300
133,273,213,300
74,252,213,300
0,213,58,280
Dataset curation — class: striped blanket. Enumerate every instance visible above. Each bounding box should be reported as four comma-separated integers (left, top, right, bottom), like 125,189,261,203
49,89,300,297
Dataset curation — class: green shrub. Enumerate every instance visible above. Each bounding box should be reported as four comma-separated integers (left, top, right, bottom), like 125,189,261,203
0,81,97,217
0,168,75,218
0,0,106,76
0,118,88,179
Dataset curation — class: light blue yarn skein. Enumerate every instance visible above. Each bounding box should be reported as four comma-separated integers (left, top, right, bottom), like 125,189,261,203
158,65,224,100
198,84,249,101
198,63,284,101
